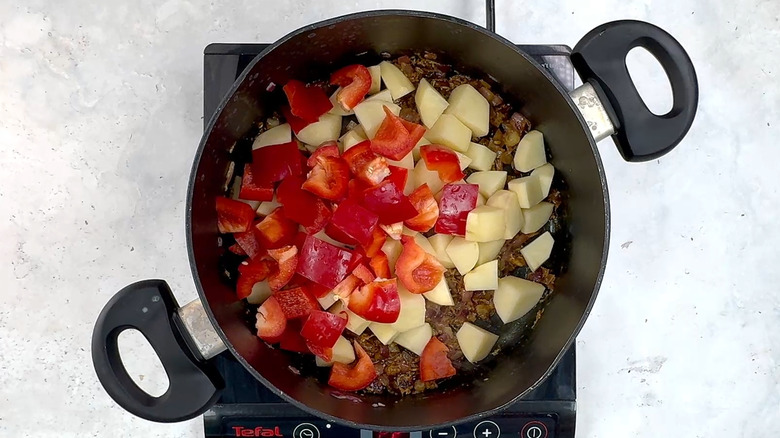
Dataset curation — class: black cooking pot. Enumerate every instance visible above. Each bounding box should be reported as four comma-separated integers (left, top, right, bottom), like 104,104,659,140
92,9,697,430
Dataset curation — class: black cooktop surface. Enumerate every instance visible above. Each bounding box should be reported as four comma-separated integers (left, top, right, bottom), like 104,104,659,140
202,43,576,438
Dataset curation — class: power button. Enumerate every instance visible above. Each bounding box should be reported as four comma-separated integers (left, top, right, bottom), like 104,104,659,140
521,421,548,438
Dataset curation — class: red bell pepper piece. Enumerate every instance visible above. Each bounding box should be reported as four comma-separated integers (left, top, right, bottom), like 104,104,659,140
300,310,347,348
324,222,359,246
296,234,360,289
332,274,362,299
309,281,331,299
283,79,333,123
435,183,479,235
420,144,465,184
342,140,391,186
362,226,387,258
400,119,426,148
239,164,274,201
276,176,332,233
228,243,246,256
420,337,456,382
352,264,376,284
281,105,309,134
361,179,419,224
255,296,287,341
306,141,340,168
404,183,439,232
347,178,371,202
307,342,333,362
386,165,409,192
379,222,403,240
233,229,266,259
369,251,391,278
396,235,445,294
236,259,274,300
216,197,255,233
327,199,380,246
267,245,298,291
347,278,401,323
328,341,377,391
250,140,305,186
302,155,350,201
254,207,298,249
273,286,319,319
371,106,413,161
278,320,309,353
329,64,372,110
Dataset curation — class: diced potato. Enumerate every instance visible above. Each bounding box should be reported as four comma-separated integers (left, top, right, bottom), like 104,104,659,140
328,88,354,116
465,206,506,242
444,84,490,137
412,160,445,194
354,100,402,138
521,202,554,234
486,190,524,239
494,277,545,323
415,78,449,129
477,192,486,206
246,281,272,305
369,322,399,345
387,151,414,169
412,136,431,161
477,240,505,266
366,89,392,102
253,123,291,149
423,278,454,306
507,175,544,208
256,195,280,216
382,238,403,272
466,171,507,199
445,237,479,275
339,128,367,151
531,163,555,199
379,61,415,100
513,130,547,172
330,301,370,335
395,323,433,356
315,335,356,367
426,114,471,153
390,286,426,332
520,231,554,271
368,65,382,95
454,151,472,170
317,291,339,310
238,199,261,211
427,234,455,269
465,142,497,171
463,260,498,291
456,322,499,363
295,113,342,146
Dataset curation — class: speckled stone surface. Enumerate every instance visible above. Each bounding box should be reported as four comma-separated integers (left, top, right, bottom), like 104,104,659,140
1,0,778,437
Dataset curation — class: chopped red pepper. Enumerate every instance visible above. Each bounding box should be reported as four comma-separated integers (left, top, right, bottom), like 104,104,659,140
327,199,379,246
361,179,419,224
379,222,403,240
395,235,445,294
228,243,247,256
233,229,266,259
281,105,310,134
404,184,439,232
324,221,359,246
216,197,255,233
369,251,391,278
307,342,333,362
273,286,319,319
371,106,413,160
330,64,372,110
352,264,376,284
255,296,287,341
386,165,409,192
328,341,377,391
332,274,362,299
420,144,464,184
236,259,274,300
254,207,298,249
434,183,479,235
302,155,350,201
296,234,360,289
347,178,371,202
400,119,426,148
239,164,274,201
309,281,331,299
420,337,456,382
267,245,298,291
276,176,332,233
278,320,309,353
306,141,340,168
283,79,333,123
347,278,401,323
362,226,387,258
300,310,347,348
342,140,391,186
250,140,305,185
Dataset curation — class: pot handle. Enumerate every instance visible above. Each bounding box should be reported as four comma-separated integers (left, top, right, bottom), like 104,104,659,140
91,279,223,422
571,20,698,162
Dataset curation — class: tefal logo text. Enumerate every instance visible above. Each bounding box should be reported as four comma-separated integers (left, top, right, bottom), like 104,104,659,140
232,426,284,437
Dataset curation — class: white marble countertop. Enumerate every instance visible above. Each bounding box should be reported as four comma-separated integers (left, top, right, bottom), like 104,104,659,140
1,0,778,436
